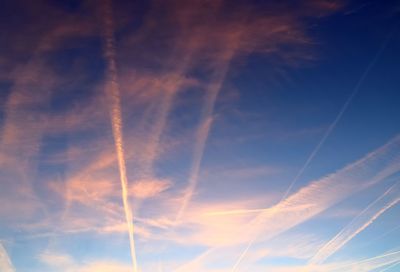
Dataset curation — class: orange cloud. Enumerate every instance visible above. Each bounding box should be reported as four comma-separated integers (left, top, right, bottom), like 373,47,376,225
0,243,14,272
130,178,172,199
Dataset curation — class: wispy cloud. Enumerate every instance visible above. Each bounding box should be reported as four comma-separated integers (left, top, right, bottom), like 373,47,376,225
172,0,343,221
2,0,399,271
39,251,131,272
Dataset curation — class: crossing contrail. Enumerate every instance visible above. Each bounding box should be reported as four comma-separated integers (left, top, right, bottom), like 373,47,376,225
309,181,400,265
102,0,138,271
331,250,400,271
379,261,400,272
231,27,396,270
280,28,395,202
175,52,235,222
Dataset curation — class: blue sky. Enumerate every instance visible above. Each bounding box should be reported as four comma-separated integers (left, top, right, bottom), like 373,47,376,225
0,0,400,271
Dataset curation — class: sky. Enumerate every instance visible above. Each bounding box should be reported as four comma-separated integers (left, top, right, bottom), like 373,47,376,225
0,0,400,271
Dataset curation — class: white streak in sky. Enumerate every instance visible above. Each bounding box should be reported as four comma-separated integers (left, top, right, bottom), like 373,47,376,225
0,243,15,272
309,181,400,265
102,0,138,271
231,135,400,271
331,250,400,271
232,28,397,270
175,46,238,222
379,261,400,272
281,28,395,202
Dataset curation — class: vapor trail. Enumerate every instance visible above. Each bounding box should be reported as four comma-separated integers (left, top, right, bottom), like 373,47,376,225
360,224,400,249
231,135,400,271
140,68,190,178
175,53,235,222
102,0,138,271
139,33,204,179
175,248,215,272
232,29,396,270
280,29,394,202
379,261,400,272
331,250,400,271
204,208,270,216
309,181,400,265
0,243,15,272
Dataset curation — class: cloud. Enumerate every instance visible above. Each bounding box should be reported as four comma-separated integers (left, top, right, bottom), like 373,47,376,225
130,178,172,199
0,243,15,272
166,0,343,221
39,252,75,269
39,252,131,272
7,1,400,271
136,135,400,269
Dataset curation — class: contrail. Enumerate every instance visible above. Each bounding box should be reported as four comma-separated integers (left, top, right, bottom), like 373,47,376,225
330,250,400,271
204,208,270,216
231,28,397,270
309,181,400,265
0,243,15,272
139,33,204,179
174,248,215,272
102,0,138,271
175,47,238,222
280,28,395,202
379,261,400,272
230,135,400,271
360,223,400,249
204,203,314,217
139,66,191,178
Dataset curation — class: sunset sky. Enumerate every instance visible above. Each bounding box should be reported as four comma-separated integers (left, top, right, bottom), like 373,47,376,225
1,0,400,271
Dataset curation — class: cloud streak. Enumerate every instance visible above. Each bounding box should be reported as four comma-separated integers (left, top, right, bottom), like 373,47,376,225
309,181,400,265
281,23,397,202
231,135,400,269
0,243,14,272
102,0,138,270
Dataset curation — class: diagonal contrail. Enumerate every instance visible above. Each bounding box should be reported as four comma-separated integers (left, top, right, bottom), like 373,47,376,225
175,49,236,222
379,261,400,272
331,250,400,271
280,27,396,202
309,181,400,265
231,28,396,271
102,0,138,271
0,243,15,272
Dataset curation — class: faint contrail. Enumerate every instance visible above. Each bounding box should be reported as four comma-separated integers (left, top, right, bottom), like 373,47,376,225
139,33,204,179
360,223,400,249
175,47,238,222
309,181,400,265
280,28,395,202
204,203,314,217
140,67,190,178
0,243,15,272
231,135,400,271
231,28,396,270
204,208,270,216
379,261,400,272
102,0,138,271
175,248,215,272
331,250,400,271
